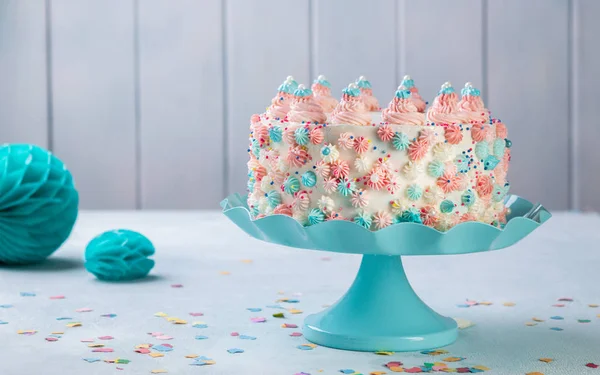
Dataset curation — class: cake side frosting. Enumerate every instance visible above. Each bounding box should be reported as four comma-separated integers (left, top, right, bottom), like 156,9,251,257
247,77,511,231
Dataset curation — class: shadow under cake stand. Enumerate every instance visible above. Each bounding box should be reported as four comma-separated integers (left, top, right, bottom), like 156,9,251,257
221,193,550,352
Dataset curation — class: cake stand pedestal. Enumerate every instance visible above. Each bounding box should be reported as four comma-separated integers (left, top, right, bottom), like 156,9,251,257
221,193,550,352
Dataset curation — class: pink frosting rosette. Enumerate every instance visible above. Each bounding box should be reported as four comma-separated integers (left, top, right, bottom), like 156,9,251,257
311,75,339,112
331,83,372,126
457,82,490,124
426,82,470,125
381,86,425,125
266,76,297,120
288,84,327,124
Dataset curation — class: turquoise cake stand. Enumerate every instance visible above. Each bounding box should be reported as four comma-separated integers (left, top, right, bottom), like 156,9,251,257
221,193,550,352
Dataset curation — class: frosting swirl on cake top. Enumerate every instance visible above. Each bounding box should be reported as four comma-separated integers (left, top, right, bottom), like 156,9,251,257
288,84,327,124
381,86,425,125
311,75,339,112
356,76,380,111
266,76,297,120
331,83,372,126
426,82,470,125
400,75,426,113
457,82,490,124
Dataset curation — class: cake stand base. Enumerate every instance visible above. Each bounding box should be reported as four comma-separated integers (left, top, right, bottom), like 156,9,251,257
303,255,457,352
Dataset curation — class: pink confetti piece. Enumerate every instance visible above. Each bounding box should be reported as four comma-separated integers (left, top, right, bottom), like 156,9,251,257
155,335,173,340
230,332,239,336
148,332,163,337
282,323,298,328
189,312,203,317
134,348,151,354
92,348,114,353
251,317,266,323
80,338,94,343
171,284,183,288
466,300,478,306
553,304,566,307
98,336,114,340
50,295,65,300
290,332,303,337
76,308,93,313
321,256,331,261
558,297,573,302
45,337,58,342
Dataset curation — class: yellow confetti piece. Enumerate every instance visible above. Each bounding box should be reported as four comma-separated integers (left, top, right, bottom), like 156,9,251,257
17,330,37,335
597,314,600,318
434,362,447,367
539,358,553,363
533,317,545,322
151,370,168,374
149,353,164,358
136,344,152,349
66,322,82,328
88,343,104,348
526,322,538,326
185,354,198,359
374,351,394,356
425,349,449,356
503,302,516,307
525,372,544,375
154,312,168,317
388,367,403,373
202,360,216,365
443,357,464,362
166,317,187,324
219,271,230,275
192,321,206,326
453,317,474,329
589,304,598,308
479,301,493,305
370,372,387,375
288,308,303,314
472,365,491,371
51,331,64,335
241,259,253,264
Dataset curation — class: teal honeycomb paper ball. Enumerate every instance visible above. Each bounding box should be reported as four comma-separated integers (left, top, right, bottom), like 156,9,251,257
85,229,155,281
0,144,79,264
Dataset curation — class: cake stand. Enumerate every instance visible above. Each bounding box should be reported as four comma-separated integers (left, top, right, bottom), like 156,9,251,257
221,193,550,352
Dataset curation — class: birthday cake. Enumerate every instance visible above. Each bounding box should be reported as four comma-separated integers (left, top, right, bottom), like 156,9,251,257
246,75,511,231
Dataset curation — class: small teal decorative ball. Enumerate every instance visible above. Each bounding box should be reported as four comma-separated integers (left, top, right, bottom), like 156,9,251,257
85,229,155,281
0,144,79,264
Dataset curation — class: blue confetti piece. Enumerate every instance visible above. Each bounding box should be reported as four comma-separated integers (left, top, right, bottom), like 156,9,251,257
297,345,313,350
195,335,209,340
153,344,174,352
192,323,208,328
456,304,470,308
20,292,35,297
56,317,72,320
239,335,256,340
246,308,262,312
0,321,8,325
227,348,244,354
266,304,285,309
470,368,485,373
82,358,100,363
339,370,355,374
48,334,62,338
194,356,212,361
550,316,564,320
0,304,13,308
101,314,117,318
284,299,300,303
550,327,564,331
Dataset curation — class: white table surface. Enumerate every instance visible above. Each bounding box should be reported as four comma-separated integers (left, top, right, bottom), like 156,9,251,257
0,211,599,375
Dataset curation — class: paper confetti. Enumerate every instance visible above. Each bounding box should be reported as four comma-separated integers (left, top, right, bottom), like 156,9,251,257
539,358,553,363
282,323,298,328
586,363,599,368
0,304,13,308
152,344,173,352
374,351,394,356
76,307,93,313
92,348,114,353
155,335,173,340
88,343,105,348
83,358,100,363
251,317,266,323
552,304,565,307
290,332,303,337
185,354,198,358
192,322,207,328
0,321,8,325
171,284,183,288
189,312,203,316
66,322,82,328
239,335,256,340
525,372,544,375
532,317,545,322
50,295,65,300
578,319,591,323
525,322,538,326
297,344,317,350
558,297,573,302
101,313,117,318
56,317,72,320
339,370,355,374
247,308,262,312
550,316,564,320
195,335,209,340
453,318,475,329
17,330,37,335
98,336,114,340
150,370,168,374
444,357,466,362
589,304,598,308
20,292,35,297
227,348,244,354
421,349,449,356
149,353,164,358
230,332,239,336
502,302,516,307
154,312,168,317
288,308,303,314
550,327,563,331
219,271,231,275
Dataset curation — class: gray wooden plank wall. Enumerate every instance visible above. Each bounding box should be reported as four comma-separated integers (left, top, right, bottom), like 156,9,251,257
0,0,598,211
